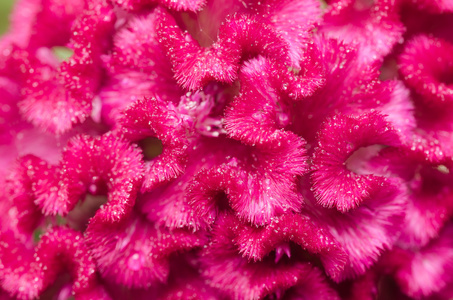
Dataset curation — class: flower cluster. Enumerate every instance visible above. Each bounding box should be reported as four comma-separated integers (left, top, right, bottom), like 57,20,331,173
0,0,453,299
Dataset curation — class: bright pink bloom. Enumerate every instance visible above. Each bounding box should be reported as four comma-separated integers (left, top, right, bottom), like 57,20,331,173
1,0,453,298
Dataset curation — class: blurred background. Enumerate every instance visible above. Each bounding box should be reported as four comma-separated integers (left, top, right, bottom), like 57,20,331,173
0,0,15,35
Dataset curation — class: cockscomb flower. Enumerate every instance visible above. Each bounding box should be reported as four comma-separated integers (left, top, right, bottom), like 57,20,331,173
0,0,452,299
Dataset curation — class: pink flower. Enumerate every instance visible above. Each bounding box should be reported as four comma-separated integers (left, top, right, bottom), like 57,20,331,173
0,0,453,299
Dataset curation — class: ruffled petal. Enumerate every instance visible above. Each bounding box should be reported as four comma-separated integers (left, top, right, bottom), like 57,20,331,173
370,80,416,142
399,34,453,106
0,227,109,300
200,214,340,300
29,0,87,49
85,213,205,288
112,0,206,11
249,0,322,68
0,230,39,299
5,155,49,238
18,48,91,134
371,147,453,247
234,213,347,281
311,112,401,212
190,81,307,224
272,42,326,100
156,8,290,90
183,57,306,226
99,11,181,126
59,0,116,123
302,179,407,280
53,134,144,223
224,56,316,146
141,136,240,230
3,0,84,50
187,148,306,226
320,0,405,65
389,224,453,298
117,97,189,192
288,37,382,142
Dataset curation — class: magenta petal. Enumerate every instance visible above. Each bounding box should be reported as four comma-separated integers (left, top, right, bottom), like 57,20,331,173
406,0,453,13
200,214,340,299
0,230,40,299
391,224,453,298
59,0,115,115
186,59,307,225
224,56,314,146
272,42,326,100
141,136,241,230
385,150,453,247
320,0,404,65
118,97,189,191
35,227,106,298
0,227,107,300
85,214,205,288
187,141,307,225
0,0,86,51
187,163,246,226
99,11,181,126
57,134,144,222
30,0,87,48
250,0,322,68
288,37,382,142
311,112,401,212
399,34,453,106
371,80,416,142
18,48,91,134
158,0,206,11
401,190,453,248
3,0,85,50
234,213,347,281
5,155,55,237
156,8,290,90
155,7,236,90
112,0,205,11
303,181,407,280
6,156,42,234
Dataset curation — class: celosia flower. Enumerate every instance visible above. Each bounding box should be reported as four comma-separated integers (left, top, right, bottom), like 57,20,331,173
0,0,453,299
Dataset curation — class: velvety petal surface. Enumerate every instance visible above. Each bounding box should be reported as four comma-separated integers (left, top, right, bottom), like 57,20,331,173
86,213,205,288
399,34,453,106
53,134,144,223
311,112,401,212
320,0,404,65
